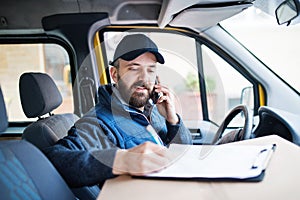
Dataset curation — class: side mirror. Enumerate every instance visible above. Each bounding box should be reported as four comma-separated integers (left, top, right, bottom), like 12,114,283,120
275,0,299,25
240,86,254,110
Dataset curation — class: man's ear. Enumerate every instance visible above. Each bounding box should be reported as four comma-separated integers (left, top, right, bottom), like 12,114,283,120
110,66,118,83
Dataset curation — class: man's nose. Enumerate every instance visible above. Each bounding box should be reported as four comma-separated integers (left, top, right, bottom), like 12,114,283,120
138,68,150,82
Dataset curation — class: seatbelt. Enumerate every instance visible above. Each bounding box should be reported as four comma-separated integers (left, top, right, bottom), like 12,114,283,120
79,76,95,114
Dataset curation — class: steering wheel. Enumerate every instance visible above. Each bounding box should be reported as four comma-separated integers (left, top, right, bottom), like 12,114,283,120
211,105,253,144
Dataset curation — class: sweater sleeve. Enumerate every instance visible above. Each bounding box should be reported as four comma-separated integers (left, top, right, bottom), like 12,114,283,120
43,116,119,188
163,114,193,145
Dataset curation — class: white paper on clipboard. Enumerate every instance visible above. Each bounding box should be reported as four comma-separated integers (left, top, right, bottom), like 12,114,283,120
145,143,275,180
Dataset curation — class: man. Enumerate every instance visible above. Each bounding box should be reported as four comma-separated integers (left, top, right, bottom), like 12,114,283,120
44,34,192,188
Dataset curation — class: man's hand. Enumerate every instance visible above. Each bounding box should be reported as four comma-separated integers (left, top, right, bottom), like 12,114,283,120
112,142,171,176
153,80,179,125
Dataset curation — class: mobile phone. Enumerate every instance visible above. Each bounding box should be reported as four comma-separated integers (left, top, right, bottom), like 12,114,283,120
150,78,162,104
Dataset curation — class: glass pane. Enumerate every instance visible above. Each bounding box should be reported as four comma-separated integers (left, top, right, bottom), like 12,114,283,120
202,45,253,126
0,43,73,122
103,31,202,128
221,6,300,93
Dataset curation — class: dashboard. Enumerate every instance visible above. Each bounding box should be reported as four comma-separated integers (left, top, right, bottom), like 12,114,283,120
253,106,300,146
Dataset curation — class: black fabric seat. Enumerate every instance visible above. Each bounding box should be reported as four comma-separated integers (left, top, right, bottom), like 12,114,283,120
0,86,8,133
0,86,75,200
19,72,80,149
19,72,100,199
0,140,76,200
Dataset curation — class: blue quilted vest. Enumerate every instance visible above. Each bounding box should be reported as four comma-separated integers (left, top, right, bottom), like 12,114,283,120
93,84,168,149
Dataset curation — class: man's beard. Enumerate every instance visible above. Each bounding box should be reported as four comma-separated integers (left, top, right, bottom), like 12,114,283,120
117,77,152,108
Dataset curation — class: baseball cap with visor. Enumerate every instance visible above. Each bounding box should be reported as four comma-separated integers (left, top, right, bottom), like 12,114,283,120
110,34,165,66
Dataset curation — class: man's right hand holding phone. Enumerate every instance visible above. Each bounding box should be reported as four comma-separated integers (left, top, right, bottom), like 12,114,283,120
151,76,179,125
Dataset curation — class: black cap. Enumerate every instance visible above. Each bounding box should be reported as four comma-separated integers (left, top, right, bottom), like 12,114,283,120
110,34,165,66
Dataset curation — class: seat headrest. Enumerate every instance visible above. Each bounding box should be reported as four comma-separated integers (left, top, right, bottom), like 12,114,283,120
0,86,8,132
19,72,62,118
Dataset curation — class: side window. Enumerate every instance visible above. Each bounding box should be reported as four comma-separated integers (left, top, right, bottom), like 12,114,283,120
100,30,254,129
201,45,253,125
0,43,73,122
103,31,203,128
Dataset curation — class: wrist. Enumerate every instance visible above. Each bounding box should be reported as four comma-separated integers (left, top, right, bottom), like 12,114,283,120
112,149,127,175
167,114,179,125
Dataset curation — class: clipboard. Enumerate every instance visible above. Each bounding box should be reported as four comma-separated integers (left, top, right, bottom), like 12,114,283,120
138,143,276,182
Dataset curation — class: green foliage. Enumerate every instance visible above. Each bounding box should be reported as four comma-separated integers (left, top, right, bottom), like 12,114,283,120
185,72,216,92
185,72,199,91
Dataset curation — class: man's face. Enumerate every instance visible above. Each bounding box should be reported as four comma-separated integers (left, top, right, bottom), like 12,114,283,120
111,52,157,109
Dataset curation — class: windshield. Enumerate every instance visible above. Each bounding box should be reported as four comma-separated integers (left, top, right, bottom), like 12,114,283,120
221,6,300,93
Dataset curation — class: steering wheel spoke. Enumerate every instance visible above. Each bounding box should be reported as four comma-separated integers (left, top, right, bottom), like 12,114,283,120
211,105,253,144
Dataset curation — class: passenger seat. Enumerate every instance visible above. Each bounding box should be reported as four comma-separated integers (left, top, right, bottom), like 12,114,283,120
0,86,8,133
0,85,75,199
0,140,76,200
19,72,79,149
19,72,100,200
